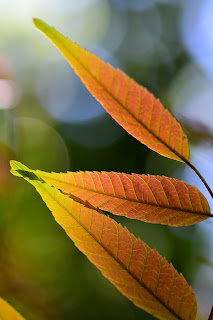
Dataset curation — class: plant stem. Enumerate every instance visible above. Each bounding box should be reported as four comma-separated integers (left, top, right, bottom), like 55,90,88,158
208,305,213,320
185,160,213,200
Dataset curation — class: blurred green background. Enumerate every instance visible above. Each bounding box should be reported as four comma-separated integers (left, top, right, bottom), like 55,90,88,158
0,1,213,319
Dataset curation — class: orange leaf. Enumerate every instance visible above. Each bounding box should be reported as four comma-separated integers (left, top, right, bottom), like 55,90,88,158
33,18,190,163
10,161,197,320
25,169,211,227
0,296,26,320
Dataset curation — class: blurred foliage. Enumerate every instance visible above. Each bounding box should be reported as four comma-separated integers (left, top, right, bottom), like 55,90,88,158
0,1,213,319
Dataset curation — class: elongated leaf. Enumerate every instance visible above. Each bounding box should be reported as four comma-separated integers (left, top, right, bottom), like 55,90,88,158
11,161,197,320
20,169,211,227
33,18,190,163
0,297,26,320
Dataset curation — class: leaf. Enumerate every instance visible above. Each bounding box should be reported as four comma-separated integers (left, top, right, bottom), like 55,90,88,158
33,18,190,163
10,161,197,320
0,296,26,320
20,168,212,227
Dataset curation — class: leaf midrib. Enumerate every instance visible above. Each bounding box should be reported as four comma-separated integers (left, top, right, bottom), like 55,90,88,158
37,172,212,218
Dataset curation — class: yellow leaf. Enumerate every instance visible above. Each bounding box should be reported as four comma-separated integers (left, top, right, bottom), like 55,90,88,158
33,18,190,163
10,161,197,320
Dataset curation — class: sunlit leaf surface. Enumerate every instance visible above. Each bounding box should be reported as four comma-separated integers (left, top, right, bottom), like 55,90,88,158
21,169,212,227
33,18,190,162
11,161,197,320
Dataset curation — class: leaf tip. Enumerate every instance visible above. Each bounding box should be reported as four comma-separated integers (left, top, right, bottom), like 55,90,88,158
10,160,31,179
10,160,20,171
33,18,49,33
33,17,43,27
10,160,23,177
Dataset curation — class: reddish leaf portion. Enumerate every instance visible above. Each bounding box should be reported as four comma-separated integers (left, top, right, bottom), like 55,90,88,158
33,18,190,163
31,170,211,227
10,161,197,320
0,297,26,320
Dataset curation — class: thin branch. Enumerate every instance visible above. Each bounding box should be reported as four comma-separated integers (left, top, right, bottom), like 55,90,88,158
185,159,213,201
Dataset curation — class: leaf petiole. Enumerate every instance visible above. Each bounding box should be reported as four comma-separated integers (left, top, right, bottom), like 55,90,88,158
185,160,213,201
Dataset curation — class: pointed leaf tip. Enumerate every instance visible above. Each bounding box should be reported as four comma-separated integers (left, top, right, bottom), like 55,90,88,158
10,160,23,177
10,160,28,172
10,159,19,170
10,160,31,178
33,18,53,36
33,17,44,28
33,18,59,36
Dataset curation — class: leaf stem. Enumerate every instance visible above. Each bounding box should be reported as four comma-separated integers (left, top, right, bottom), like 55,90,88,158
208,305,213,320
186,160,213,200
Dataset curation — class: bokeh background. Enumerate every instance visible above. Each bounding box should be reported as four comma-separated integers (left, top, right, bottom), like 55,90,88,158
0,0,213,319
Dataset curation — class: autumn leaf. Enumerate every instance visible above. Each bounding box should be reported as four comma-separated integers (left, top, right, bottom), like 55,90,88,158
18,168,212,227
10,160,197,320
33,18,189,163
0,296,26,320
